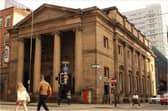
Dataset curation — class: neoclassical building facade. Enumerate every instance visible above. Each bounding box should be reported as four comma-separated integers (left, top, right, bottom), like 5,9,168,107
8,4,156,103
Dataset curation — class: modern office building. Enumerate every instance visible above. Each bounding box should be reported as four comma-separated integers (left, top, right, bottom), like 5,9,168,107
8,4,156,103
152,46,168,94
0,7,30,100
123,4,168,59
0,0,28,10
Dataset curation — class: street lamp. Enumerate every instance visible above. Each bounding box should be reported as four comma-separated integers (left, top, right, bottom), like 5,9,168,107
26,8,33,95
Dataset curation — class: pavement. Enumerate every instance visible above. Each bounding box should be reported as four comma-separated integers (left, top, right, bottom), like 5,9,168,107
0,101,153,108
0,101,168,110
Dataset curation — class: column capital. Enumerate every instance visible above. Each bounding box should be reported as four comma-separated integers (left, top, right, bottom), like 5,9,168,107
35,34,41,39
73,27,83,32
52,31,61,36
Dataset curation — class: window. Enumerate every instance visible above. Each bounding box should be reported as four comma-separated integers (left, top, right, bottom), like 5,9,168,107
0,17,2,27
119,72,123,93
128,71,132,94
5,15,11,27
4,33,9,45
127,50,130,59
104,67,109,78
103,36,109,48
118,45,122,55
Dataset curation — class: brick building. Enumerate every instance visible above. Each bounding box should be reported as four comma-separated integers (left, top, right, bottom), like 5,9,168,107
0,7,29,100
8,4,156,103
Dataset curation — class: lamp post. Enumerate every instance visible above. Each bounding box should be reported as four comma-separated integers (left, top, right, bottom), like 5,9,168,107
111,77,117,107
26,8,33,95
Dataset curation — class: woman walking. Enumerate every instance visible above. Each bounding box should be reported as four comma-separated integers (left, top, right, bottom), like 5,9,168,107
15,82,30,111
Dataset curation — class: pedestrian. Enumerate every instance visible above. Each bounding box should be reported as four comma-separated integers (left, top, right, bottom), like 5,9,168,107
37,75,52,111
67,90,71,105
132,93,140,106
15,82,30,111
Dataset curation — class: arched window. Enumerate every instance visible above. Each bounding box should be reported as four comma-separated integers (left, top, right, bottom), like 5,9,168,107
4,33,9,45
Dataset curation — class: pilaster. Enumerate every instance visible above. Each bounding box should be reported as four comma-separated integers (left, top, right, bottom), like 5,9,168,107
17,40,24,82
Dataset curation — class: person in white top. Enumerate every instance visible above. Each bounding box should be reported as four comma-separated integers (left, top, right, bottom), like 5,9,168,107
132,93,140,106
15,82,30,111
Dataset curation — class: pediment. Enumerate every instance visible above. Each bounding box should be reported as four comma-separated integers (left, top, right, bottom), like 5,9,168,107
15,4,79,27
26,8,72,24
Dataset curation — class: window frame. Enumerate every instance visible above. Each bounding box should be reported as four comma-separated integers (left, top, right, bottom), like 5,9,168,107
103,36,109,48
104,66,109,78
0,16,2,27
4,33,9,45
118,45,122,55
5,15,11,27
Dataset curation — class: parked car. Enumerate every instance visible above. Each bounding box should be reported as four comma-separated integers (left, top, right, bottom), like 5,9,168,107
148,95,160,104
160,93,168,105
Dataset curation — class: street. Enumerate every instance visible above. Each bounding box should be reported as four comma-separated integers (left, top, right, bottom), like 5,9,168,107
0,102,168,111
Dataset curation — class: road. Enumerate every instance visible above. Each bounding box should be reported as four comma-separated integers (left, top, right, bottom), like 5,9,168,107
0,102,168,111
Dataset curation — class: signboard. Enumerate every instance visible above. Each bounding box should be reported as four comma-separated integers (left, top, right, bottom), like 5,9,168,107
63,65,69,72
3,45,9,63
91,64,100,68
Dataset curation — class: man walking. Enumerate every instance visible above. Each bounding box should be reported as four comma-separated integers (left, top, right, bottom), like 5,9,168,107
37,75,52,111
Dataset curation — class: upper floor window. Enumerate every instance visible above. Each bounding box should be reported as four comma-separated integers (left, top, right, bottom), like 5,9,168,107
127,50,130,59
5,15,11,27
118,45,122,55
135,53,138,64
104,66,109,78
104,36,109,48
4,33,9,45
0,17,2,27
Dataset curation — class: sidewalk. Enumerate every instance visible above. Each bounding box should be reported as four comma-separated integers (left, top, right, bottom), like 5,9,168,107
0,101,146,109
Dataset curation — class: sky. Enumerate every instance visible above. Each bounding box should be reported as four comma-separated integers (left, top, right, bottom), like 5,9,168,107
14,0,168,25
0,0,167,25
14,0,168,12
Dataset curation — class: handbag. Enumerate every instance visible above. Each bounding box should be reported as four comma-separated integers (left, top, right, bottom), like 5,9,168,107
47,86,51,96
26,91,30,102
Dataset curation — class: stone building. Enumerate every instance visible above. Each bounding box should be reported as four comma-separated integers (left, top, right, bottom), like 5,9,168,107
8,4,156,103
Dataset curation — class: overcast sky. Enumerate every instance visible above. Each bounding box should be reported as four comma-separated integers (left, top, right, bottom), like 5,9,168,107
14,0,167,11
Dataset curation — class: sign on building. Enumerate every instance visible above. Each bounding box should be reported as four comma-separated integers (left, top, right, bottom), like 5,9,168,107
3,45,9,63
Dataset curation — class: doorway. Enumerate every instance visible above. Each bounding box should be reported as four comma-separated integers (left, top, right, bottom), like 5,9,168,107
60,31,75,93
41,33,54,84
103,84,110,104
23,39,35,92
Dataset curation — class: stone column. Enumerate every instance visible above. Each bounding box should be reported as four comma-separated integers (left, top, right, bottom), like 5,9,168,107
75,29,83,92
146,59,150,96
33,37,41,93
53,32,61,93
124,43,128,95
17,40,24,82
132,48,136,94
113,34,119,93
144,57,148,96
138,53,141,95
